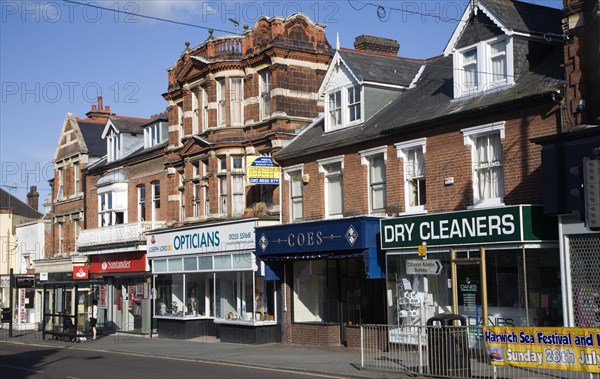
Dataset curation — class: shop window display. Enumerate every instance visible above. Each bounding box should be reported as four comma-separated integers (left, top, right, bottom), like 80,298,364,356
153,271,275,323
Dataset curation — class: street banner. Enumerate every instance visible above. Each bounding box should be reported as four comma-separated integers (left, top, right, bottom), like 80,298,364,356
483,326,600,373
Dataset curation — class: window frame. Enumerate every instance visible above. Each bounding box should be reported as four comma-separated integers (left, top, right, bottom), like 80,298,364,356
396,138,427,214
318,156,344,219
230,77,244,127
347,85,362,124
360,146,387,215
151,181,161,222
177,102,184,144
285,165,304,222
453,36,513,98
191,88,199,135
137,184,146,221
462,121,505,208
201,86,209,131
259,69,271,120
216,78,226,127
107,130,121,162
73,162,80,196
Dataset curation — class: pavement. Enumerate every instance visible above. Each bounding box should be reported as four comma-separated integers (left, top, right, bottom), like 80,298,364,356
0,328,423,379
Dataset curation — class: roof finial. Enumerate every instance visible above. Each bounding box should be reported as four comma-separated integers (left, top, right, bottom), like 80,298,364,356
185,41,190,53
336,32,340,50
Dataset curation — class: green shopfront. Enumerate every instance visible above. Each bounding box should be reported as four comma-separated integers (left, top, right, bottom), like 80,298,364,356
381,205,562,331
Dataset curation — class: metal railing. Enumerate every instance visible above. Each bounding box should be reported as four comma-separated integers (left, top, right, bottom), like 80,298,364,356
361,325,598,379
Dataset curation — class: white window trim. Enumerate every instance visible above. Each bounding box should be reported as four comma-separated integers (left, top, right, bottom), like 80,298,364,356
462,121,505,208
346,85,363,126
219,175,228,215
259,70,271,121
137,185,146,221
230,77,244,127
106,130,121,163
318,156,344,219
284,164,304,222
73,163,80,196
453,36,514,98
360,146,387,215
395,138,427,214
191,88,199,135
324,84,364,132
177,103,184,145
216,78,226,127
201,86,208,131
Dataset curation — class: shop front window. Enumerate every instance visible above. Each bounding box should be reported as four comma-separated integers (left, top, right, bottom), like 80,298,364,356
293,260,339,323
386,253,453,327
152,255,276,324
155,274,184,317
185,273,212,317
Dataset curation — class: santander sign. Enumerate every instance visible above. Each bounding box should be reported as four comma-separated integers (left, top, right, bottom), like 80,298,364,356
90,252,146,274
72,266,89,280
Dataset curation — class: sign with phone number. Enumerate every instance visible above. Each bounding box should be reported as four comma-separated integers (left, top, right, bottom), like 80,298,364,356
483,326,600,373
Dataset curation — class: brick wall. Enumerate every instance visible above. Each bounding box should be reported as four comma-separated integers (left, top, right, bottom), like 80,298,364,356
290,323,340,346
279,102,559,221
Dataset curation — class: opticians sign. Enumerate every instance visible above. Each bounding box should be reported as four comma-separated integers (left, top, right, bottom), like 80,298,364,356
147,220,257,258
381,205,557,249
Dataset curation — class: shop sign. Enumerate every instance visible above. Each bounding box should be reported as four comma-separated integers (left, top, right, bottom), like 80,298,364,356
15,276,35,288
381,205,556,249
256,218,372,254
147,220,256,258
90,252,147,274
246,156,280,185
406,259,442,275
483,326,600,373
72,266,89,280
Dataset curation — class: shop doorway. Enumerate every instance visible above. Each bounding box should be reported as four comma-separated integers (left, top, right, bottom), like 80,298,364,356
452,249,488,327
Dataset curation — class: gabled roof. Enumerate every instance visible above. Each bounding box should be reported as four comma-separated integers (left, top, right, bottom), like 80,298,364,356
140,112,168,128
276,46,564,161
78,120,106,157
0,188,42,219
444,0,562,55
102,117,150,138
337,50,423,87
319,49,423,94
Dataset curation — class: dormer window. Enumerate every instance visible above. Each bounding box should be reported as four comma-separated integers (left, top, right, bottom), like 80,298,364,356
328,91,342,128
454,37,513,98
347,85,361,122
325,84,363,131
144,122,164,148
107,130,121,162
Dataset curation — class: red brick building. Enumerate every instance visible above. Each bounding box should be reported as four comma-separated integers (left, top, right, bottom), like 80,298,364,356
146,14,333,341
257,0,566,347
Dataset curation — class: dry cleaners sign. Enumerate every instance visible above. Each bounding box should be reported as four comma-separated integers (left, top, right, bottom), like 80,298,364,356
381,206,550,249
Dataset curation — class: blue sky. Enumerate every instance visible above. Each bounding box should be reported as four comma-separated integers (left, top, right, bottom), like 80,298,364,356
0,0,562,209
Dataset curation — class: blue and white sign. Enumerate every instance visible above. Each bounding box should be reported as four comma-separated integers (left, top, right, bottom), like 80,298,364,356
147,220,256,258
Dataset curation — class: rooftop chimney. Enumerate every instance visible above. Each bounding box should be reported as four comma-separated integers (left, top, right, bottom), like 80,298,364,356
27,186,39,211
86,96,115,119
354,35,399,56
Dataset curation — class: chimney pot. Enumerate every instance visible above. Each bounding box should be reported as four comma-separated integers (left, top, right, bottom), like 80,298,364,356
92,105,97,111
98,96,104,111
105,106,111,112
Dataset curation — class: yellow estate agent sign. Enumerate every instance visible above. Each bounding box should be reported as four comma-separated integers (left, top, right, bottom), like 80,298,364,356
483,326,600,373
246,156,280,184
